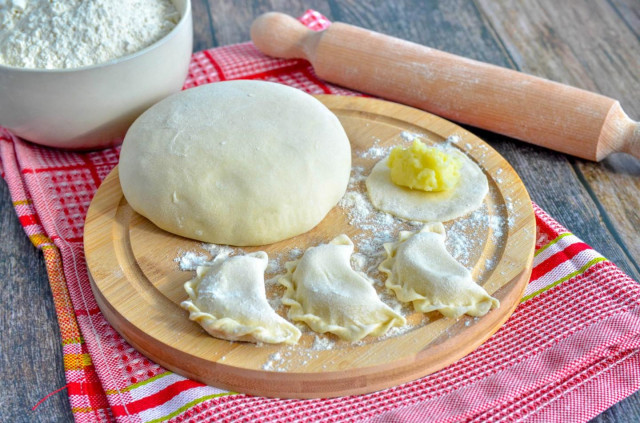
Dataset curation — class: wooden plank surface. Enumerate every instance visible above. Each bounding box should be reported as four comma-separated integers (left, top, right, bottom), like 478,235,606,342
476,0,640,283
0,183,74,423
0,0,638,421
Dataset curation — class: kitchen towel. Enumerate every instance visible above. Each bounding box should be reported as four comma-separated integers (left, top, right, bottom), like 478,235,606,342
1,10,639,423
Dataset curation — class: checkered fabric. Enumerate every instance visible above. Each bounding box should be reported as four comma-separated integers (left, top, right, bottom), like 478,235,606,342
1,10,639,423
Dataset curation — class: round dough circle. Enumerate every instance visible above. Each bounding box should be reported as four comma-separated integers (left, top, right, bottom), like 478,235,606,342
365,148,488,222
119,80,351,246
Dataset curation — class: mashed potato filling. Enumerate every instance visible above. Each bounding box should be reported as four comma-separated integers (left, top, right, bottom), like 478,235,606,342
388,140,461,192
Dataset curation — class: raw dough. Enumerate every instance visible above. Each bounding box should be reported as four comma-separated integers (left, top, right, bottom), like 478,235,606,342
119,80,351,246
181,251,301,344
366,147,488,222
379,223,499,319
280,235,406,341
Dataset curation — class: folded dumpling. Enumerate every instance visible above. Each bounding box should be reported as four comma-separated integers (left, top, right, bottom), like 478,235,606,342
380,223,499,319
280,235,406,341
181,251,301,344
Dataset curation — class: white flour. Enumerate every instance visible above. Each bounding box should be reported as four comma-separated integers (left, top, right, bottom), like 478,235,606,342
175,251,209,271
0,0,179,69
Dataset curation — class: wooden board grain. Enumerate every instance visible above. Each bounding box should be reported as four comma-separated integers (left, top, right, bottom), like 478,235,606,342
84,95,536,398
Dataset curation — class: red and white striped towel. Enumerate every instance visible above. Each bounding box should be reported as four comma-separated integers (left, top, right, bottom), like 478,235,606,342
1,10,638,423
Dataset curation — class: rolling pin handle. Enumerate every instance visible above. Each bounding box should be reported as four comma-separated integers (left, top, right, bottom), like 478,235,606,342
625,122,640,159
251,12,318,61
600,103,640,160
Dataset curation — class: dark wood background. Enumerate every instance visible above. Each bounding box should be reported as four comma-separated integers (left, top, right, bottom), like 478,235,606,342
1,1,638,421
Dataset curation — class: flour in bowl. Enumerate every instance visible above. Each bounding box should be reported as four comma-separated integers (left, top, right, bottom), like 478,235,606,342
0,0,180,69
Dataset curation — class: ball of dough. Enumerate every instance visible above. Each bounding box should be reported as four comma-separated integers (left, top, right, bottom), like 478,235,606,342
119,80,351,246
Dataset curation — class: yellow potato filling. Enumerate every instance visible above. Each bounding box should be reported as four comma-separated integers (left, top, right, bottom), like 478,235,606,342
388,140,461,192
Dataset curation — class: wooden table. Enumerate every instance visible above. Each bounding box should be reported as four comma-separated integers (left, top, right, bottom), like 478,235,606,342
1,1,638,421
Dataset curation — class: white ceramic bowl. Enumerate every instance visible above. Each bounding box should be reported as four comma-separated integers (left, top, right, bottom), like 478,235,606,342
0,0,193,150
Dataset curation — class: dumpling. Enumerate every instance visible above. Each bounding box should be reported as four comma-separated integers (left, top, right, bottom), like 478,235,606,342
181,251,301,344
279,235,406,341
380,223,499,318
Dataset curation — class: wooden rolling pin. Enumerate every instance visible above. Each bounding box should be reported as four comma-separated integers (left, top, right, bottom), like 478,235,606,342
251,12,639,161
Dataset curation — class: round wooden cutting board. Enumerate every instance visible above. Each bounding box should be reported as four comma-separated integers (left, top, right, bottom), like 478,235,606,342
84,95,536,399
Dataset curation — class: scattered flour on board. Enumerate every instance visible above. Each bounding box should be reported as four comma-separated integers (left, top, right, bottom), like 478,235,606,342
359,138,389,159
201,244,237,258
175,244,237,270
0,0,180,69
400,131,419,142
261,351,284,371
175,251,209,271
261,346,313,371
288,248,303,259
312,335,335,351
267,259,283,274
